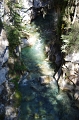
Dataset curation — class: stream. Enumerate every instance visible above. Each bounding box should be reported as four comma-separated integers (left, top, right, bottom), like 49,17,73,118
18,14,79,120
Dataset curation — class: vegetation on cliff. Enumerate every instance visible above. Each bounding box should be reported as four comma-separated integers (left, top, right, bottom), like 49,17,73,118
60,0,79,54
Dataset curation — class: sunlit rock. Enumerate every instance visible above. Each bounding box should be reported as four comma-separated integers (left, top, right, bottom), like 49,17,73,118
27,35,38,46
58,78,74,91
22,0,33,9
20,0,33,24
65,52,79,63
44,45,50,54
39,76,52,84
8,57,15,64
0,29,9,66
0,1,4,21
74,92,79,100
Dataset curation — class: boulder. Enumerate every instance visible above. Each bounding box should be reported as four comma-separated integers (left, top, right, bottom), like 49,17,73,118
39,76,52,84
21,38,30,48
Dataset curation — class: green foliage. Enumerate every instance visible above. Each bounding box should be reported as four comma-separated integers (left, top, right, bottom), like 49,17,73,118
14,61,26,74
14,90,22,107
61,24,79,54
11,75,20,89
7,26,20,53
4,1,23,54
9,60,26,106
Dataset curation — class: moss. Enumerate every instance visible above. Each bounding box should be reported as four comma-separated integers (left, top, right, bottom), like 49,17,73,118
14,90,22,107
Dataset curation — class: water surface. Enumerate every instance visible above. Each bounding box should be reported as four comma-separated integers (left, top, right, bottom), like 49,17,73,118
19,14,79,120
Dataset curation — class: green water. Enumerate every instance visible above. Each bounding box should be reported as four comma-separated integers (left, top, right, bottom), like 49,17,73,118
19,15,79,120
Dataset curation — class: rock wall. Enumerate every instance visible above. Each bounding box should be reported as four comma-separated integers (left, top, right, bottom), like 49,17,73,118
0,24,18,120
20,0,52,24
57,2,79,108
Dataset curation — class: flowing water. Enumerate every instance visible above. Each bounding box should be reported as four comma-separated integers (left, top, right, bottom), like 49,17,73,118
18,14,79,120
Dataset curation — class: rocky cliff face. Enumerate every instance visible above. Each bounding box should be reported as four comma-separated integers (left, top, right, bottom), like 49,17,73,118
58,1,79,108
0,0,79,119
0,29,19,119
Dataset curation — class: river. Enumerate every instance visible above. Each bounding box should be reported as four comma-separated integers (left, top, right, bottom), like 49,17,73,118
18,14,79,120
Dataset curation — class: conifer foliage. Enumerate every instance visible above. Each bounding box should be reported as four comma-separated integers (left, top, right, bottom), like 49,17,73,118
61,0,79,54
4,1,22,54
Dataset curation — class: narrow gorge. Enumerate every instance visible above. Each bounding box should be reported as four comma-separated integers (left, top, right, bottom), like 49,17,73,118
0,0,79,120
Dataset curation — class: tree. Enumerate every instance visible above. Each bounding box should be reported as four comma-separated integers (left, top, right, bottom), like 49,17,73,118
4,1,23,54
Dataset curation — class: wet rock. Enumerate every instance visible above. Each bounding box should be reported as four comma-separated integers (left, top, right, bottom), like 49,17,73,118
21,38,29,48
21,79,28,86
39,76,52,84
30,82,45,92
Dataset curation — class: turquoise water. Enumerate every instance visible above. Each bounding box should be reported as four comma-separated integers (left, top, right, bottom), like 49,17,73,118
19,15,79,120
